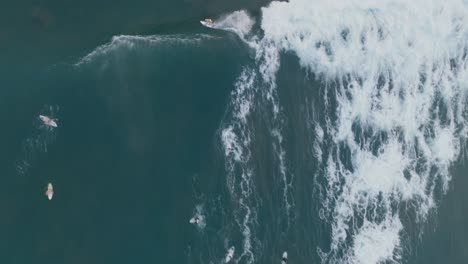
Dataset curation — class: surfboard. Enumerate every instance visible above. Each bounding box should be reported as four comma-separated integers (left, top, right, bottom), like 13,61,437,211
45,183,54,200
48,120,58,127
39,115,58,127
200,20,214,28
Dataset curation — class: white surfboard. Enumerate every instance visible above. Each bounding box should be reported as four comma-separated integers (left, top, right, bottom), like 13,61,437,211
45,182,54,200
48,120,58,127
39,115,58,127
281,251,288,264
200,20,214,28
225,246,235,263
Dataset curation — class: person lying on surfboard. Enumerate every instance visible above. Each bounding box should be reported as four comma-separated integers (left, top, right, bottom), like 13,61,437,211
45,182,54,200
39,115,58,127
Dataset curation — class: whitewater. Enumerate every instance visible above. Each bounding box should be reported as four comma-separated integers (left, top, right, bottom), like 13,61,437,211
219,0,468,263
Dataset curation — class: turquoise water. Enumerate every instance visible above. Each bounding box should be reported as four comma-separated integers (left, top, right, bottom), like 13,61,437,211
2,1,468,264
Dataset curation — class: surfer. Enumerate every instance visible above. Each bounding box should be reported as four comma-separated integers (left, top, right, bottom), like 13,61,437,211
39,115,58,127
281,251,288,264
204,18,213,26
225,246,235,263
200,18,214,28
45,182,54,200
189,215,202,225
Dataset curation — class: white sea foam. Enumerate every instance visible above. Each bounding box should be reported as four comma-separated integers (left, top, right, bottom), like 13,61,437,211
254,0,468,263
221,69,259,264
219,12,296,251
222,126,244,163
351,217,402,264
314,124,324,162
227,12,296,228
214,11,255,40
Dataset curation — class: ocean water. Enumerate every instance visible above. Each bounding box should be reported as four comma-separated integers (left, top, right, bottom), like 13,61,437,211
2,0,468,263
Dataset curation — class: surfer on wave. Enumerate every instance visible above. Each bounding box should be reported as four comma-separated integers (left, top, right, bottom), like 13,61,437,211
204,18,213,26
200,18,214,28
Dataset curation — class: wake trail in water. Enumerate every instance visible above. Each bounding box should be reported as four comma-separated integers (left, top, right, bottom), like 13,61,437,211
16,106,59,176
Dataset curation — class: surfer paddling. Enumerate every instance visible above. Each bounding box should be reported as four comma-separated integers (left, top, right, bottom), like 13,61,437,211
225,246,235,263
45,183,54,200
281,251,288,264
39,115,58,127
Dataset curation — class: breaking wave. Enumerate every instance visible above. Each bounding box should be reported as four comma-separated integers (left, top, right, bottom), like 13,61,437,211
222,0,468,263
75,34,215,66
